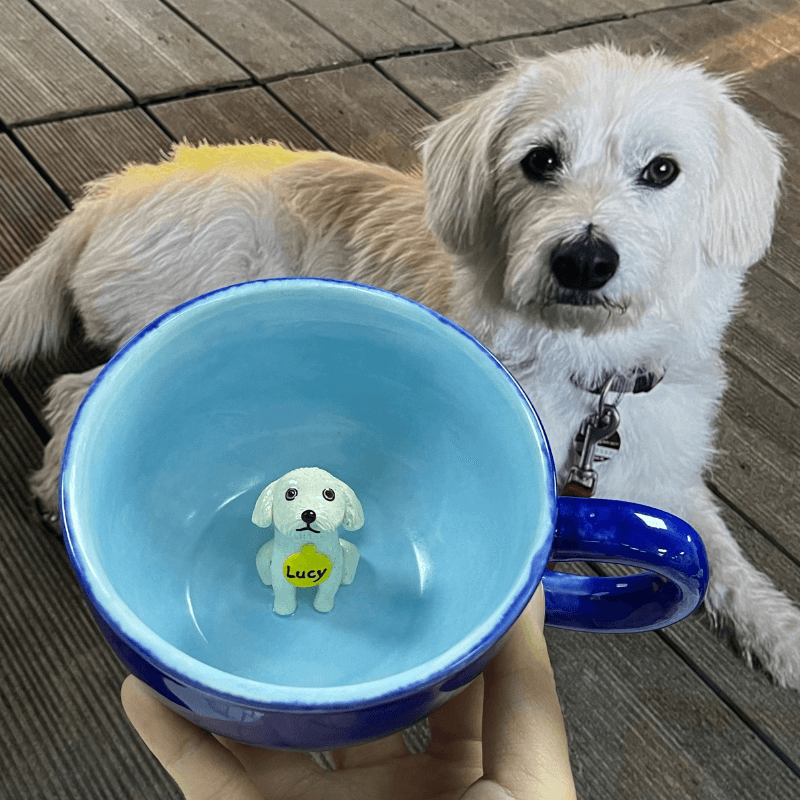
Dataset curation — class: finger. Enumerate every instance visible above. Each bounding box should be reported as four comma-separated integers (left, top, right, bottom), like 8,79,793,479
329,730,409,769
427,673,484,763
121,676,262,800
479,592,576,800
429,581,544,762
214,734,326,795
428,583,544,757
529,581,547,632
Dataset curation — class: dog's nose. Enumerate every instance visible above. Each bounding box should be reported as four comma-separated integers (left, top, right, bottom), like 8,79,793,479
301,509,316,524
550,233,619,290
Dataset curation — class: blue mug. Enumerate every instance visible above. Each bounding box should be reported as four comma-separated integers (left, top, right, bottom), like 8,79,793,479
62,278,708,750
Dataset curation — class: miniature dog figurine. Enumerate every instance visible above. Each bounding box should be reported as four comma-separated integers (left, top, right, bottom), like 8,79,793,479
252,467,364,615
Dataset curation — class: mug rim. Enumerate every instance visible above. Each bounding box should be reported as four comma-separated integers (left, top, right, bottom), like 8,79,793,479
61,277,557,712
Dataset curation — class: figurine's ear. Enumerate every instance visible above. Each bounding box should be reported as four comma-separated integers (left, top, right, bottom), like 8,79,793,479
341,484,364,531
252,482,276,528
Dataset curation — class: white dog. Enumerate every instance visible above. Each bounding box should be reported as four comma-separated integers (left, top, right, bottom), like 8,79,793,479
252,468,363,615
1,44,797,685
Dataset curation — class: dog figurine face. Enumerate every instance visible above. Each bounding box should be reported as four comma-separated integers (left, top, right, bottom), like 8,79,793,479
252,467,365,535
252,468,364,615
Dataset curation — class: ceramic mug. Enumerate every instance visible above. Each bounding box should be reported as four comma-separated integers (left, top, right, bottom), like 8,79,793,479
62,278,708,750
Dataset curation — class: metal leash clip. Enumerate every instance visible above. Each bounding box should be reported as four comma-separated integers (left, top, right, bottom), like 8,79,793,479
562,376,622,497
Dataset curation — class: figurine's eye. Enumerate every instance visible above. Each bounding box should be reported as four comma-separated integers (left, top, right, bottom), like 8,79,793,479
322,488,335,501
285,488,298,500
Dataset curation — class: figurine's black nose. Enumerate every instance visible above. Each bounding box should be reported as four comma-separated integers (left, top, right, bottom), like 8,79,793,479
301,509,316,524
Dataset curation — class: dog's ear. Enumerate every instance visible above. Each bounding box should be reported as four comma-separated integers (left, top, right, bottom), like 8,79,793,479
700,87,782,272
421,72,515,255
340,483,364,532
252,481,276,528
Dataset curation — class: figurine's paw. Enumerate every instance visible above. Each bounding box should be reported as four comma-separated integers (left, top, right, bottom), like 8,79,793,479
341,571,356,586
273,600,297,616
314,595,335,613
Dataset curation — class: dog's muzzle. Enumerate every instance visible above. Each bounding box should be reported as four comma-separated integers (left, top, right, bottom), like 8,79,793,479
550,232,619,301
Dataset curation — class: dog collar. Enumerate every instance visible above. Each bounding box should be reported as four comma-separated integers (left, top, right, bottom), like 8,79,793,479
570,366,666,395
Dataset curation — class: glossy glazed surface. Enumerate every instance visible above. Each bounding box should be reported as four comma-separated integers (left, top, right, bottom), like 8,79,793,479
545,497,709,633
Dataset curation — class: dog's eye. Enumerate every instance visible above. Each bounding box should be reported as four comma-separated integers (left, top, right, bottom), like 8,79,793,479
521,146,561,182
285,488,298,500
322,488,335,501
639,156,679,188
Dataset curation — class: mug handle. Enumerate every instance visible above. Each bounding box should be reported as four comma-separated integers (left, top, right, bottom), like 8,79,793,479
542,497,709,633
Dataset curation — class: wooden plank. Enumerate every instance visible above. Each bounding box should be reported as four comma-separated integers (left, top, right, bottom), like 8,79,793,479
167,0,360,80
725,262,800,402
741,53,800,122
757,0,800,17
149,86,324,150
269,64,435,172
764,228,800,295
545,620,800,798
472,15,681,66
741,0,800,54
608,0,686,11
0,0,130,125
658,0,800,119
707,0,799,75
682,1,800,114
637,1,789,62
737,83,800,166
0,388,181,799
292,0,453,58
32,0,250,101
407,0,562,46
713,357,800,559
534,0,624,28
774,179,800,251
15,108,174,204
378,49,500,118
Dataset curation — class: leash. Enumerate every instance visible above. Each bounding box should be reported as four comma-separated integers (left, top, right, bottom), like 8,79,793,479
561,367,664,498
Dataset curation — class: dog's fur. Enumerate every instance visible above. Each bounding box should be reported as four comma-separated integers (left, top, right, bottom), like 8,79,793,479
1,44,798,685
252,468,363,615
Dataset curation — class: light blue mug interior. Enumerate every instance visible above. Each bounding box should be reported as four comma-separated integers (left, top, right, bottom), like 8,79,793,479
63,279,555,699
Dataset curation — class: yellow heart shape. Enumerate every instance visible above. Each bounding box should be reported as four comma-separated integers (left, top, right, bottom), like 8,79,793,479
283,544,333,587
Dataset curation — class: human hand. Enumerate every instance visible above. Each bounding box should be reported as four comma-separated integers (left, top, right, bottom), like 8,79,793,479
121,584,576,800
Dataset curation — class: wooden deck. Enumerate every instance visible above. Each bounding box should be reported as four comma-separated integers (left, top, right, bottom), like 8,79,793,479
1,0,799,797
